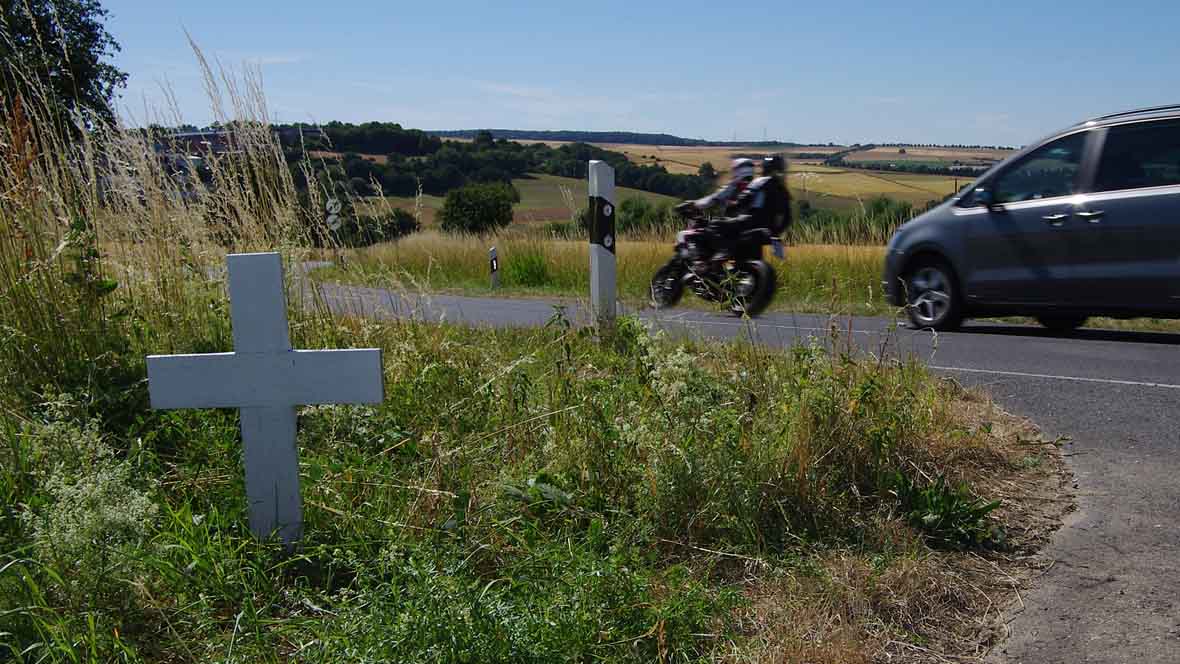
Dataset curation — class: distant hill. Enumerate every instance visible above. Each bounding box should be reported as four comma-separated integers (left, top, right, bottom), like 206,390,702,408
430,129,825,148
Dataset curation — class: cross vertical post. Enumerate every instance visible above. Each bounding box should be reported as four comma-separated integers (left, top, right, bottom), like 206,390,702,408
227,253,301,544
146,252,384,546
588,160,616,327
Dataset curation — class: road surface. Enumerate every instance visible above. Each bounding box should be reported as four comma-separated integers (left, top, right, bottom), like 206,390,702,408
315,279,1180,663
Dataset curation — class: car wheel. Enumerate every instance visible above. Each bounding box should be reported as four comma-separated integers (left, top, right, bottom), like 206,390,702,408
1037,315,1087,333
904,258,962,330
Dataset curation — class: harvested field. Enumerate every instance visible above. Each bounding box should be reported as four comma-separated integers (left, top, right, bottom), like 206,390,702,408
846,146,1015,165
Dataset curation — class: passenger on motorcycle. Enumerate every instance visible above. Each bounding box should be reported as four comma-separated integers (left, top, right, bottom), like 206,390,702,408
702,155,792,260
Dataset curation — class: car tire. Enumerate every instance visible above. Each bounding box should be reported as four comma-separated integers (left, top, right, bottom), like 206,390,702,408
903,258,962,331
1037,315,1087,333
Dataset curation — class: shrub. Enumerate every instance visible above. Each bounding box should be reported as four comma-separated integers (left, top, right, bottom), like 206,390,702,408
15,401,158,618
575,196,676,237
439,182,516,235
334,208,419,247
348,176,374,196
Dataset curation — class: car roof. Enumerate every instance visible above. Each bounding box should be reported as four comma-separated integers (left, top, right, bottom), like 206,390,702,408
1072,104,1180,130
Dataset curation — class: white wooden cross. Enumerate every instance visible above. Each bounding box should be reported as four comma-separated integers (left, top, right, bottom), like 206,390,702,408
146,252,383,545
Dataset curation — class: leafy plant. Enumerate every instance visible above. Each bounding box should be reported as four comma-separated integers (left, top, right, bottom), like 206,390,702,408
891,472,1002,548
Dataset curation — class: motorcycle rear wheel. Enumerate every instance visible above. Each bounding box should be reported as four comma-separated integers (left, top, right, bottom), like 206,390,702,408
650,259,686,309
728,261,776,317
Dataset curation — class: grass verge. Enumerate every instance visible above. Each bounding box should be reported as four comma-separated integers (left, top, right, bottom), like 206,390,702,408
1,312,1070,662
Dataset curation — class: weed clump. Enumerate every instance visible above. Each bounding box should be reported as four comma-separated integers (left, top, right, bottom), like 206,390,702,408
503,247,551,288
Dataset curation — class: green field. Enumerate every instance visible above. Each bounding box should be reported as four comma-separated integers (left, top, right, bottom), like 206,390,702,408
360,174,677,225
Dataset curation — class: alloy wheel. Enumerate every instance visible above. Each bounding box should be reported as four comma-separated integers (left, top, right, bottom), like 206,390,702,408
908,266,953,327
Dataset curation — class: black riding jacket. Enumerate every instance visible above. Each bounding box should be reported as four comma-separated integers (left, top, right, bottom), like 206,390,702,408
733,175,791,235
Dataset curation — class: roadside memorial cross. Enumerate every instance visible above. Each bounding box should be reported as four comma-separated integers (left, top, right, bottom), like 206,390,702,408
146,252,384,545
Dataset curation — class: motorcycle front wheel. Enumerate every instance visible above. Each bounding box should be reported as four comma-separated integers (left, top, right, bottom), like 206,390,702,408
728,261,776,317
650,259,686,309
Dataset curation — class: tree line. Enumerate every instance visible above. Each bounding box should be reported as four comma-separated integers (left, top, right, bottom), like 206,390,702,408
828,157,991,177
430,129,817,148
279,127,712,200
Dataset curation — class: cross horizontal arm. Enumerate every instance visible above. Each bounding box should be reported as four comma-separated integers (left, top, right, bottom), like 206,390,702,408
147,349,384,409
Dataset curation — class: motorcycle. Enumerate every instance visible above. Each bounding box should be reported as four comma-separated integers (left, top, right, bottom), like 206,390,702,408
650,203,781,317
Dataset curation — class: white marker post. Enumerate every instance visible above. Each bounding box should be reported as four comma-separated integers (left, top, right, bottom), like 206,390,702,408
588,160,616,326
146,253,384,545
489,246,500,289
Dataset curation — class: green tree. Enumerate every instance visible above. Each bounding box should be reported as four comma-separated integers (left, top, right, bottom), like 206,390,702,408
439,182,515,235
473,129,495,147
697,162,717,179
0,0,127,125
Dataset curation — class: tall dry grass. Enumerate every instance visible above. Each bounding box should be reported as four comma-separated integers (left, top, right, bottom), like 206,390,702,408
0,42,340,408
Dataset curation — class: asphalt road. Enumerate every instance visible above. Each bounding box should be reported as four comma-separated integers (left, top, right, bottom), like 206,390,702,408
316,279,1180,663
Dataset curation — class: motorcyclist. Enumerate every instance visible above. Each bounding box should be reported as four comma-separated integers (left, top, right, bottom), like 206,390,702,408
686,157,756,216
705,155,791,258
674,156,755,221
674,158,755,263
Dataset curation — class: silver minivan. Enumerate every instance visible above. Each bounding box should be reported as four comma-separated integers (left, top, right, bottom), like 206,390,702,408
883,105,1180,330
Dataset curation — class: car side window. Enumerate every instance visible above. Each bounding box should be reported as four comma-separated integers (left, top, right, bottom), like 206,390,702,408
992,132,1086,204
1094,121,1180,192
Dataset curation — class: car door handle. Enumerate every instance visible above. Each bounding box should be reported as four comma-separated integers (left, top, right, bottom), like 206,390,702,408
1042,213,1069,225
1076,210,1105,223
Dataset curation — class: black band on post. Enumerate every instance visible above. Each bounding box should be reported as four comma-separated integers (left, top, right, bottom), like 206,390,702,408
588,195,615,254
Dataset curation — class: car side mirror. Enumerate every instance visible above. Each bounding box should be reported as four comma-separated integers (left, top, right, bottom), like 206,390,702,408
974,186,1004,212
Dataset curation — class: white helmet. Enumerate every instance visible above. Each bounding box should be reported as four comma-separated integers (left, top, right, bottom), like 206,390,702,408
730,158,755,181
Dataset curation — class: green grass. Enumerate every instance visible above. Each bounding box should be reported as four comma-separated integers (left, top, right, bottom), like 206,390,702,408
315,233,891,317
2,307,1031,661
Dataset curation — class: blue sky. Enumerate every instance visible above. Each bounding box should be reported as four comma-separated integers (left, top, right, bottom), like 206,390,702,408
104,0,1180,146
